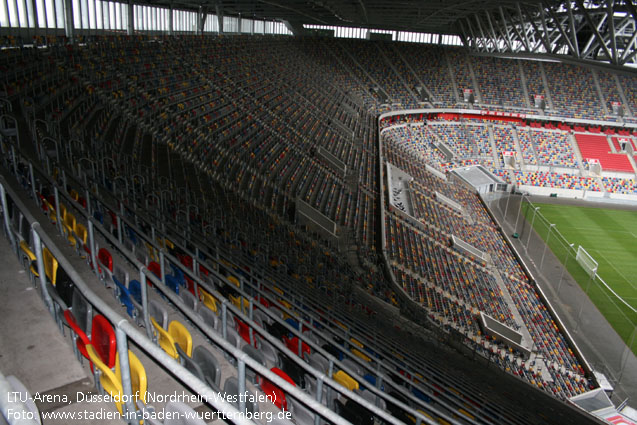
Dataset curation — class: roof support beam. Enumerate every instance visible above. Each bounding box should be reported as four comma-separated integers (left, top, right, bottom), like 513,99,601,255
538,5,553,53
607,0,618,64
622,45,637,65
474,13,491,51
465,17,481,49
484,10,501,53
521,4,550,53
575,0,613,61
566,1,581,57
497,7,514,51
516,3,533,51
458,19,472,49
502,6,529,51
620,24,637,63
619,0,637,63
581,13,606,56
545,2,576,55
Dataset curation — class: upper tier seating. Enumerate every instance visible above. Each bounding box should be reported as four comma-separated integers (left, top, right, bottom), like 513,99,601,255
542,62,604,120
472,56,527,109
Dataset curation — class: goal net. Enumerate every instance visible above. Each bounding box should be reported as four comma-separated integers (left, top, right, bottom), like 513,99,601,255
576,245,598,278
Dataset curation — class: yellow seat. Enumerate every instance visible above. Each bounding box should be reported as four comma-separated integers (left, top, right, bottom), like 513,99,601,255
350,338,364,348
87,344,124,414
74,222,88,254
168,320,193,358
115,350,147,407
333,370,358,391
69,189,79,201
59,203,67,221
42,247,59,285
407,410,433,424
229,294,250,314
278,299,292,310
199,288,218,314
164,239,174,250
227,275,240,287
351,348,371,362
64,212,77,246
44,200,57,224
20,241,39,277
272,286,284,295
334,320,347,330
151,317,178,359
145,242,158,262
457,408,475,420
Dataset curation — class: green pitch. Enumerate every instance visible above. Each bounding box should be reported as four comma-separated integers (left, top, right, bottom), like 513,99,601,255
524,202,637,354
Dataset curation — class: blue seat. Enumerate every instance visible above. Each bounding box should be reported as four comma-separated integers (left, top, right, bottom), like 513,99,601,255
128,279,142,304
165,274,182,294
285,317,299,336
113,276,136,318
125,225,138,245
412,387,432,403
168,264,186,288
93,211,104,224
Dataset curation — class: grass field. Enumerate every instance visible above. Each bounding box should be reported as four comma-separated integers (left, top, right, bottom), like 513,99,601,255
523,202,637,354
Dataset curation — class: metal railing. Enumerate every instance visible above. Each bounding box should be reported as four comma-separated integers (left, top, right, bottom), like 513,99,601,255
0,171,385,425
0,135,453,425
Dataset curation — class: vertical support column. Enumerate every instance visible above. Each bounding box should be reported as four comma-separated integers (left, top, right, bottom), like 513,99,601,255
115,327,136,419
140,270,152,339
29,0,38,38
127,0,133,35
0,182,17,252
88,220,99,275
63,0,74,42
168,4,173,35
221,301,227,339
216,4,223,34
197,6,206,34
32,226,54,314
116,214,123,245
29,163,37,202
54,187,62,234
159,250,166,284
237,359,246,413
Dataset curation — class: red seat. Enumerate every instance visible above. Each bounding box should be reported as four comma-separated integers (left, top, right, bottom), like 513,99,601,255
256,296,271,308
282,336,310,358
91,314,116,369
148,261,161,279
97,248,113,273
235,318,251,344
261,368,295,410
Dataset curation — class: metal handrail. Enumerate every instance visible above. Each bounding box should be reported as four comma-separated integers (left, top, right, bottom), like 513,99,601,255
0,172,356,425
83,170,466,423
75,161,472,425
1,148,444,424
35,155,429,425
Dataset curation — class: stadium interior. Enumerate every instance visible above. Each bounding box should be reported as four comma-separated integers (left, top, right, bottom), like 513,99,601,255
0,1,637,425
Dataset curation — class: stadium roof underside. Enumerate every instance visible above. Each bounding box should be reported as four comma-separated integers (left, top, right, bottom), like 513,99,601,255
150,0,636,68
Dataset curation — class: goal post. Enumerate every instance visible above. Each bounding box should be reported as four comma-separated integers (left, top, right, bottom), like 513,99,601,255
576,245,598,278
